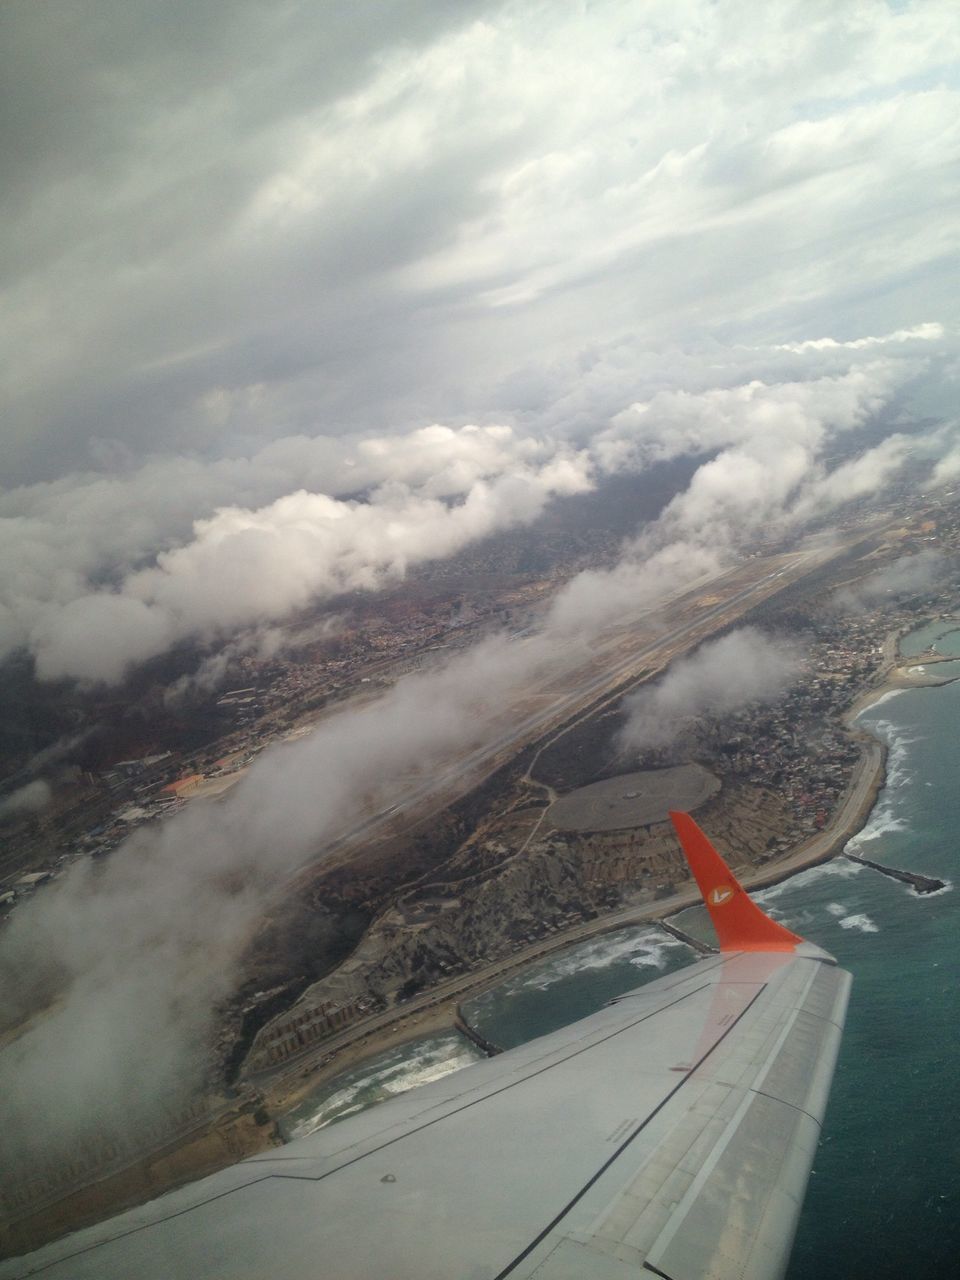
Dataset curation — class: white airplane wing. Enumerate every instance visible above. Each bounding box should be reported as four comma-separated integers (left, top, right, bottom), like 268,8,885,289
2,813,850,1280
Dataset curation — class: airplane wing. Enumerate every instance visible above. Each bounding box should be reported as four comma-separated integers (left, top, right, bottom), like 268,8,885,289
1,813,850,1280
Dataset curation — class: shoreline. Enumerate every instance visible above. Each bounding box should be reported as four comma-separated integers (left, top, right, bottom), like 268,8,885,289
3,626,941,1255
261,668,903,1116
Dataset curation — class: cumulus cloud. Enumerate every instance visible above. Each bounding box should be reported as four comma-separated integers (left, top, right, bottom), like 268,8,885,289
548,358,931,636
789,434,914,523
1,426,591,682
0,780,52,821
4,346,944,685
549,541,724,637
619,627,804,752
594,361,903,477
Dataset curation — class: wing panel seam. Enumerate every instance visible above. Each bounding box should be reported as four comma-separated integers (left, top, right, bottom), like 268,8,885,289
490,983,768,1280
22,981,722,1276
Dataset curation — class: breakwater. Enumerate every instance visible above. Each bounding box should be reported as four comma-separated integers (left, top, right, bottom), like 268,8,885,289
658,919,716,954
453,1008,503,1057
844,851,946,895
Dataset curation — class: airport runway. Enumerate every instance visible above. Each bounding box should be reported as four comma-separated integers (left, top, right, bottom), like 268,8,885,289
315,545,833,868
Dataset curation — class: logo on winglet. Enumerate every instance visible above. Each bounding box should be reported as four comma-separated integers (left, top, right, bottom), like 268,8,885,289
709,886,734,906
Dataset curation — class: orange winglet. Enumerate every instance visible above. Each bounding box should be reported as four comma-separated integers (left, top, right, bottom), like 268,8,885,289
669,811,803,952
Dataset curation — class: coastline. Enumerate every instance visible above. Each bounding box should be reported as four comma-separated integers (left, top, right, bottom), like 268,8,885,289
6,624,946,1255
261,667,903,1116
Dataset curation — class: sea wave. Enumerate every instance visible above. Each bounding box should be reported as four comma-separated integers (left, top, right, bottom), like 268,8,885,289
754,857,864,906
838,913,879,933
285,1034,481,1139
825,902,847,917
865,689,906,711
490,927,693,996
914,879,953,898
847,715,920,848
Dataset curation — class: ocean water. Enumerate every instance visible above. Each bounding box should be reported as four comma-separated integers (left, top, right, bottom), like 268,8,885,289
279,1031,484,1139
899,616,960,657
462,925,697,1048
785,676,960,1279
283,649,960,1275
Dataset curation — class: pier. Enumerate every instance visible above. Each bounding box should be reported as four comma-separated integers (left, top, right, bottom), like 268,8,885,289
844,852,946,895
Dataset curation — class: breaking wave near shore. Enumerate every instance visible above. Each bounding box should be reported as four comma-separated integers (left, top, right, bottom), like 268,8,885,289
282,1032,484,1140
847,715,921,849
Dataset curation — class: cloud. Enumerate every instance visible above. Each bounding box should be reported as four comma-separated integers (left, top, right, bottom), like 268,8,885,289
833,549,946,611
549,541,724,637
1,0,959,1210
0,337,932,1196
932,443,960,487
774,323,945,354
594,360,904,477
2,1,959,482
0,424,591,681
28,452,590,683
789,433,914,523
0,629,571,1185
619,627,804,752
1,0,957,686
3,346,943,685
0,780,52,821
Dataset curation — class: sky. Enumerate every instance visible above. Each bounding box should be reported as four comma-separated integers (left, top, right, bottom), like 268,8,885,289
1,0,959,686
2,0,960,1204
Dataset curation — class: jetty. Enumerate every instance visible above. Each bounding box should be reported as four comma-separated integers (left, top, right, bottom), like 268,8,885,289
454,1008,503,1057
658,919,717,955
844,852,946,895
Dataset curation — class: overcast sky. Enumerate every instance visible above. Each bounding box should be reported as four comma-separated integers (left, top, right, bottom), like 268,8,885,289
1,0,958,681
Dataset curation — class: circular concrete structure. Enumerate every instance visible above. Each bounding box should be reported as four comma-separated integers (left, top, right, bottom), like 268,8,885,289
546,764,720,833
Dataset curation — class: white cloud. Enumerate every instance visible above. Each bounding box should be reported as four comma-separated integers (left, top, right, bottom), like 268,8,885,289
774,323,946,354
0,423,590,680
619,627,803,752
0,780,52,821
0,628,571,1179
932,443,960,487
595,362,903,475
2,341,945,683
25,446,591,683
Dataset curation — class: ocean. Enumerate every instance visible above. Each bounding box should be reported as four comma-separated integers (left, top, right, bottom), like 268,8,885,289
284,622,960,1276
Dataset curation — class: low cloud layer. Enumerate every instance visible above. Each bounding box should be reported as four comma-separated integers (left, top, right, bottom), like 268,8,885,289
3,345,952,686
0,630,570,1186
0,780,51,822
619,627,804,753
0,347,934,1200
834,549,946,612
28,447,591,683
